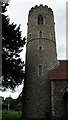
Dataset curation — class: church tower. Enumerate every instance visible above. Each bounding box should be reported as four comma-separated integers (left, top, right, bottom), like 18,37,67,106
23,5,57,120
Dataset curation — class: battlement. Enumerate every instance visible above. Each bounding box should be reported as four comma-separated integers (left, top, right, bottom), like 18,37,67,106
29,4,53,15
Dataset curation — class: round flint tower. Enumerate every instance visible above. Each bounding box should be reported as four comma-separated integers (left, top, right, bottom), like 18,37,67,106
23,4,57,120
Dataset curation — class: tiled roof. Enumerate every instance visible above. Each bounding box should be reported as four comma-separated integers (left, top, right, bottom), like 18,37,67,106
49,60,68,79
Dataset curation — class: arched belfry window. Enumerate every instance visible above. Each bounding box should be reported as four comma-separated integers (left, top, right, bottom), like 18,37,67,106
38,15,43,24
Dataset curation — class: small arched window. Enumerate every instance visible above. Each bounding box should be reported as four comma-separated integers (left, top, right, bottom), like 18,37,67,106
38,15,43,24
39,31,42,38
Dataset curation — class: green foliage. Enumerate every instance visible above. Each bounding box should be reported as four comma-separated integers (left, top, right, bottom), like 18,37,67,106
2,111,22,120
2,2,26,90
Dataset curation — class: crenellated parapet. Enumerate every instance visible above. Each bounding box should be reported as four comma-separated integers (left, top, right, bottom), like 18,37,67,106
29,4,53,16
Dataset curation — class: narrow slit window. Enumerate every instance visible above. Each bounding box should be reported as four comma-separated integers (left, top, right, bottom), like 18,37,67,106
29,33,32,39
38,15,43,24
39,46,42,56
39,31,42,38
38,65,42,75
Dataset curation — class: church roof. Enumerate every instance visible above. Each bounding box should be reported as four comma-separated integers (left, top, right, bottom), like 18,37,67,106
49,60,68,80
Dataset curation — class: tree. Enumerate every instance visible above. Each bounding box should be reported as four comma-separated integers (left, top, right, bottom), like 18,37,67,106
2,2,26,90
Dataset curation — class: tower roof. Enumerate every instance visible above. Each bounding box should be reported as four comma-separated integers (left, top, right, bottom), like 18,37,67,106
49,60,68,80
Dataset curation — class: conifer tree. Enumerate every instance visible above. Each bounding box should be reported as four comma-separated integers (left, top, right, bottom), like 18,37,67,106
2,2,26,90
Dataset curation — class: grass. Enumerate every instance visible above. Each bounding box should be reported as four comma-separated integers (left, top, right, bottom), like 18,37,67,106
2,111,22,120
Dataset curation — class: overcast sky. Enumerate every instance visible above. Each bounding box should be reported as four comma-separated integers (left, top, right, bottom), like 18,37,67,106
1,0,67,99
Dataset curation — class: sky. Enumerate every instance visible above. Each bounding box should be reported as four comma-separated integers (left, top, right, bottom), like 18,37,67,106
0,0,67,99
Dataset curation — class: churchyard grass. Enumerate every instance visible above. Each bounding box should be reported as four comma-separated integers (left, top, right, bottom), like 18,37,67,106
2,111,22,120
